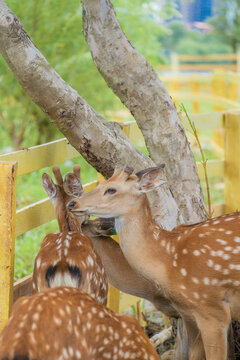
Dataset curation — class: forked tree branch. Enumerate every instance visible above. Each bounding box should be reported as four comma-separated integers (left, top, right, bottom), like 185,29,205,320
0,0,180,229
82,0,206,224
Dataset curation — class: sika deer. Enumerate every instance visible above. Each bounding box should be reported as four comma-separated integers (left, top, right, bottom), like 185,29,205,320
69,165,240,360
43,166,206,360
32,166,108,305
0,287,160,360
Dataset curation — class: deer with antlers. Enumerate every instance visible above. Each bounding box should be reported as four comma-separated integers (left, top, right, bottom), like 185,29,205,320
32,166,108,305
0,287,160,360
68,165,240,360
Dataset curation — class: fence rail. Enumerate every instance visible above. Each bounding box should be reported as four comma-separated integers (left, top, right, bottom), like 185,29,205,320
158,53,240,73
1,106,240,330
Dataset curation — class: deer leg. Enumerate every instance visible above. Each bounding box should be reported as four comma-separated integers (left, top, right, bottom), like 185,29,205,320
180,316,205,360
195,311,230,360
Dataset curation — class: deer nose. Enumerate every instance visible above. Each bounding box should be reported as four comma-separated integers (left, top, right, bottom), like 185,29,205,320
67,201,77,211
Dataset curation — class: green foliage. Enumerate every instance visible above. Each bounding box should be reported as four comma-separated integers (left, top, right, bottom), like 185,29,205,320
210,0,240,52
159,21,232,56
0,0,167,150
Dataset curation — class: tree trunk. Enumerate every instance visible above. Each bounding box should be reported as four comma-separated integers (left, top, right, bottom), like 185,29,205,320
82,0,206,225
0,0,179,229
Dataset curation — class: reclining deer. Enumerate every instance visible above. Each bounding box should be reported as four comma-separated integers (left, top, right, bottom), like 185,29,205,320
0,166,160,360
68,165,240,360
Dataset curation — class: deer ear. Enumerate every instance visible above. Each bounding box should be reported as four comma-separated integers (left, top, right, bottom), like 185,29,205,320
42,173,57,200
64,173,83,198
137,165,166,193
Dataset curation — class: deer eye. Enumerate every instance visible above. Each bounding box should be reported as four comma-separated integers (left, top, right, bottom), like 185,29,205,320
104,188,117,195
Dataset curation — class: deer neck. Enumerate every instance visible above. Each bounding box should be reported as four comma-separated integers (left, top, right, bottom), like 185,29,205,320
115,194,171,288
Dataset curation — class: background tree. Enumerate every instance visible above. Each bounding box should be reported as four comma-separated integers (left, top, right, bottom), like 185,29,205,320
210,0,240,53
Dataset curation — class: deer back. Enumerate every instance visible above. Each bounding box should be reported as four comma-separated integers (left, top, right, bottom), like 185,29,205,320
0,287,160,360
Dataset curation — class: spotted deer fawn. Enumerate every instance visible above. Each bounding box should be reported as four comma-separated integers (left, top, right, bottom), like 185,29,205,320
68,165,240,360
32,165,108,305
44,166,206,360
0,287,160,360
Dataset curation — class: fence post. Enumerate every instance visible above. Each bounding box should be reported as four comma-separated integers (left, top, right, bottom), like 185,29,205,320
192,80,199,113
224,110,240,213
0,161,17,332
171,53,179,74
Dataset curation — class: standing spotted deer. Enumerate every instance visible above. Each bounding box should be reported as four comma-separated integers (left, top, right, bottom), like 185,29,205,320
41,166,208,360
32,166,108,305
68,165,240,360
0,287,160,360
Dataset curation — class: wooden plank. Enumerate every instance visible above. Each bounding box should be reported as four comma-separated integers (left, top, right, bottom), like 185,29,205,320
13,275,32,303
212,203,225,217
0,161,17,332
15,181,98,237
158,64,237,71
181,111,222,131
224,111,240,213
197,160,224,180
179,54,237,61
0,139,80,176
119,293,140,313
171,92,240,109
107,285,120,313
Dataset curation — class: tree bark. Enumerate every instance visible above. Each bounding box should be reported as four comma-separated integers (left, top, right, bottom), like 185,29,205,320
82,0,206,224
0,0,179,229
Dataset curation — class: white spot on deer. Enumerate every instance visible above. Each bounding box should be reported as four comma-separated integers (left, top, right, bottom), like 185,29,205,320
32,313,39,321
180,285,186,290
204,244,211,250
161,239,166,247
193,292,200,299
234,281,240,286
210,250,216,257
180,268,187,276
214,264,221,271
76,350,81,359
212,278,218,285
202,294,208,299
203,277,210,285
36,258,41,269
173,261,177,267
171,246,176,254
29,332,37,345
103,338,109,345
224,246,232,251
99,311,104,318
207,259,213,267
235,265,240,270
177,235,181,241
199,234,204,238
234,237,240,243
54,316,62,326
225,217,234,221
226,230,233,235
200,248,206,253
217,250,224,257
213,220,220,225
153,231,159,239
174,253,178,259
182,249,188,254
219,228,224,232
193,250,200,256
87,255,94,266
192,277,199,284
202,223,209,227
65,240,70,248
233,249,239,254
216,239,227,245
64,248,68,256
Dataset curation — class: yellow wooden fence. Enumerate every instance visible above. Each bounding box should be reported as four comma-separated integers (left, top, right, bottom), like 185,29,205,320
1,108,240,331
158,53,240,72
